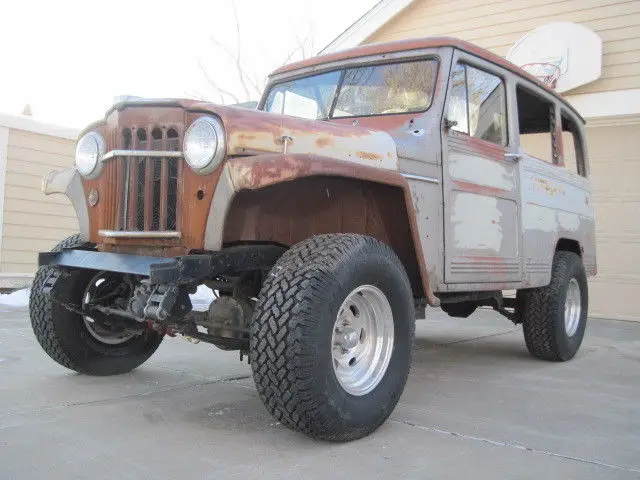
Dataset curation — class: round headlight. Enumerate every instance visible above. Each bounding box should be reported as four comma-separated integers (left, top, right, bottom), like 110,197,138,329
184,116,225,174
75,132,105,178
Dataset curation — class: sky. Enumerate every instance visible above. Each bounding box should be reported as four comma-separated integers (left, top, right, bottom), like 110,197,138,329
0,0,377,128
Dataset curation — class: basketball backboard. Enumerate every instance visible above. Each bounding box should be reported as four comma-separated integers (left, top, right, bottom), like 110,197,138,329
506,22,603,93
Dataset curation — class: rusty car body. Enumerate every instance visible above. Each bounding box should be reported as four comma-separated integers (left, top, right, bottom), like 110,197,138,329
32,37,596,441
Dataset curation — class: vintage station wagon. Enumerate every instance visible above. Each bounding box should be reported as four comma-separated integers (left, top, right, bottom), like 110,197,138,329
31,37,596,441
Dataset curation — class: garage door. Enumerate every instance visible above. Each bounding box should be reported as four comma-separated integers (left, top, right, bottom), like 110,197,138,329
587,122,640,321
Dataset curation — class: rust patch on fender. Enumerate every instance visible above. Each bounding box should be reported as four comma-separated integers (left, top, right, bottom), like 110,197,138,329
356,151,382,161
316,137,334,148
237,133,257,142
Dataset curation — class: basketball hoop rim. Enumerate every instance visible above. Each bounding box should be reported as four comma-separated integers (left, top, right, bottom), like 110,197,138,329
520,62,561,72
520,62,561,89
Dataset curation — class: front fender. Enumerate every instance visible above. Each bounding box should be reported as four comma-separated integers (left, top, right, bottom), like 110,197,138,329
204,154,408,251
42,168,89,240
228,153,407,191
204,154,440,306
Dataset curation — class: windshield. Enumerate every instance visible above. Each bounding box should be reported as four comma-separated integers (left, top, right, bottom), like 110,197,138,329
263,58,438,120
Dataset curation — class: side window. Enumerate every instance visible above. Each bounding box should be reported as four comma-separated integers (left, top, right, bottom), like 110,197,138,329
447,64,469,133
516,86,559,164
561,112,586,176
446,63,507,146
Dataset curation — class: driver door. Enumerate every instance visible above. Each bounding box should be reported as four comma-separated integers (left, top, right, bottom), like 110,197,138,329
441,52,523,284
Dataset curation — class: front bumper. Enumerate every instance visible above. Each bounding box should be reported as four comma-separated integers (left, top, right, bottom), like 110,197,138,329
39,246,284,285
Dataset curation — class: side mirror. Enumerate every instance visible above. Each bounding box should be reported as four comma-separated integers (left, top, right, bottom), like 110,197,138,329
444,118,458,131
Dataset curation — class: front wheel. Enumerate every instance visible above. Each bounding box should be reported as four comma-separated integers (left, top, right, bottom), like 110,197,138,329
250,234,415,441
29,235,163,375
519,251,588,361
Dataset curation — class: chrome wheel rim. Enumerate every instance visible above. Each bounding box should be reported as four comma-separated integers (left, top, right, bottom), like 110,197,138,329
331,285,394,396
564,278,582,337
83,272,137,345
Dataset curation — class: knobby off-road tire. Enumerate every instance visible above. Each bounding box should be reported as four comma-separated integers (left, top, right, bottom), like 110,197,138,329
519,251,588,361
29,235,163,375
250,234,415,441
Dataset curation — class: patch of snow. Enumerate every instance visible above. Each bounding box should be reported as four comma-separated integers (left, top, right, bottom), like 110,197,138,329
190,285,216,311
0,288,30,308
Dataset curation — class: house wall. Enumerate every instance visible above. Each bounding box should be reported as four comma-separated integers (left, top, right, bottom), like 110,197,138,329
0,115,78,288
366,0,640,95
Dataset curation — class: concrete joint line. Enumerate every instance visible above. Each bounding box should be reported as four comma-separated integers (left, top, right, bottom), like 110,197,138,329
0,374,253,420
390,419,640,474
437,329,517,346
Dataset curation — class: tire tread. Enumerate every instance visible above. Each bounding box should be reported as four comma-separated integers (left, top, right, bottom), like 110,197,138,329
29,234,85,370
521,251,586,361
250,233,413,441
29,234,162,375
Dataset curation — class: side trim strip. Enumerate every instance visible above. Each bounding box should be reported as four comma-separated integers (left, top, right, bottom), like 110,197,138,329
401,173,440,184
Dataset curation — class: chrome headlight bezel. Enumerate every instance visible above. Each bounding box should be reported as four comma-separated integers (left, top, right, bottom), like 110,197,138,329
183,116,226,175
75,131,105,179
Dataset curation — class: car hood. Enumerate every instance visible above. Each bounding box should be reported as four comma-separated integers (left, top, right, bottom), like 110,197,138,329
105,99,399,170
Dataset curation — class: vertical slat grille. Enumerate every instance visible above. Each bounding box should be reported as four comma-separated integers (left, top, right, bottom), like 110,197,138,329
116,126,181,232
166,129,180,231
167,159,179,230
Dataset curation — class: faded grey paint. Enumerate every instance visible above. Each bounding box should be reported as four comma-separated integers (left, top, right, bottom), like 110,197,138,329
41,168,90,241
204,164,235,251
208,43,596,293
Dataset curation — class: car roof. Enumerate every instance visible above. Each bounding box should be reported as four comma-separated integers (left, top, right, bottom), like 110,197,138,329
271,36,584,123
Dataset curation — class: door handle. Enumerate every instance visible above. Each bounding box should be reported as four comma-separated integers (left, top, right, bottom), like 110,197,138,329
504,153,522,161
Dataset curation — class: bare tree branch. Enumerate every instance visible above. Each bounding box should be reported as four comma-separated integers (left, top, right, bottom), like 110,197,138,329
208,35,262,100
199,2,315,104
184,90,212,102
231,1,253,100
198,59,240,104
308,24,316,56
280,48,298,68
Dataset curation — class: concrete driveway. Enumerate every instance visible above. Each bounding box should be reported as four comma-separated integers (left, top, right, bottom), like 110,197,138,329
1,305,639,479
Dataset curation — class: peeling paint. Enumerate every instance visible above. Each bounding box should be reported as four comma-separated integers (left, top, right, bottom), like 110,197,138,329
523,204,557,233
315,137,334,148
557,211,580,232
520,157,596,287
449,153,515,191
356,151,383,161
451,193,504,253
532,177,565,196
225,118,397,170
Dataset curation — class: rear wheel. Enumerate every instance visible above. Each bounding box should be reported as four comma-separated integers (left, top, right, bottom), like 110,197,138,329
519,251,588,361
29,235,163,375
250,234,415,441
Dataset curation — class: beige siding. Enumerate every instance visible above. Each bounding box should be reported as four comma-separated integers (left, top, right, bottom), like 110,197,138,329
366,0,640,95
1,128,78,276
587,123,640,320
496,122,640,320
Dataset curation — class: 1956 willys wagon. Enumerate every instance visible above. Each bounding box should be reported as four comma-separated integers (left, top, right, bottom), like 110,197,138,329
31,37,596,441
